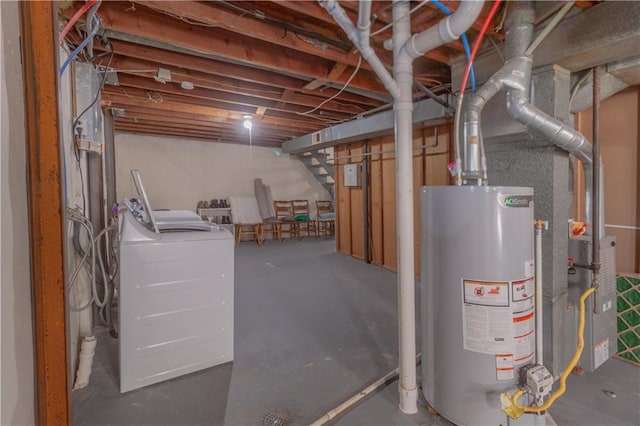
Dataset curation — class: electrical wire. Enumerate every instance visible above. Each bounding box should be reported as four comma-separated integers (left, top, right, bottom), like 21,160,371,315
370,0,429,37
569,70,591,107
60,15,101,76
524,1,575,56
430,0,476,93
296,54,363,116
453,0,503,184
59,0,98,44
72,52,114,215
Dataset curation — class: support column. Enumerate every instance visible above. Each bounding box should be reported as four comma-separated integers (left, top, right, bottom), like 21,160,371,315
20,1,70,424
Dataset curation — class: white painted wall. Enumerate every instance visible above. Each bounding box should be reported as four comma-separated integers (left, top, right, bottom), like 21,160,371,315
1,2,35,424
115,133,330,217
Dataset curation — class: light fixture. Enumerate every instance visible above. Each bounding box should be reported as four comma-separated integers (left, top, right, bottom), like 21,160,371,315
242,115,253,130
180,81,194,90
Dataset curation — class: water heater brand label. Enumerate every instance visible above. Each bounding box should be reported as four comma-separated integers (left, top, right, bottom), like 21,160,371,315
498,195,533,208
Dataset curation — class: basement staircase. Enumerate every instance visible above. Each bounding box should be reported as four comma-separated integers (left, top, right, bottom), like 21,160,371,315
297,149,335,201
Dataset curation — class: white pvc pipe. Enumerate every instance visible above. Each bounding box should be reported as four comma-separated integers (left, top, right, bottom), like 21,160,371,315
321,0,484,416
73,335,97,390
309,354,422,425
404,0,484,59
535,221,544,366
392,0,418,414
319,0,399,98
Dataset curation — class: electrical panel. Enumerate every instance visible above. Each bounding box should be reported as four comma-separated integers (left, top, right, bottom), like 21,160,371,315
343,163,361,187
74,62,103,153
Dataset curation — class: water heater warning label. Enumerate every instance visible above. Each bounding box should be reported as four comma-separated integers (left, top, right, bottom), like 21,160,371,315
462,280,513,354
463,280,509,307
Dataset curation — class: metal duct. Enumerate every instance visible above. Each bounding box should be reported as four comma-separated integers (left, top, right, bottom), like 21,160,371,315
465,1,604,234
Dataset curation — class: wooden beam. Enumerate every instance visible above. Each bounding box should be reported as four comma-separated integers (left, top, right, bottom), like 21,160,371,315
96,40,384,106
114,117,286,142
135,1,365,69
109,105,308,137
114,125,284,147
305,61,349,90
102,91,323,131
255,106,267,119
20,2,69,424
113,72,361,117
267,0,344,26
79,2,389,95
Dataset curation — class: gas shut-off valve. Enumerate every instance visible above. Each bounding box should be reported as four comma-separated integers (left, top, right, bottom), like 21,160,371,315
501,364,554,419
521,364,554,407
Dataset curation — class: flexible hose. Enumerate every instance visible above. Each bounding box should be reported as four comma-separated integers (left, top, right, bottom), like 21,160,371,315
510,286,596,413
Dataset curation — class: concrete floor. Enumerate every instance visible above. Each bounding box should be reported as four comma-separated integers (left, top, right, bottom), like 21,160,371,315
73,238,640,426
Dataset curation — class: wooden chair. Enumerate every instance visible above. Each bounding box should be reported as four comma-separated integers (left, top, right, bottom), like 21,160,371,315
292,200,316,238
229,196,264,246
273,200,297,239
235,223,263,246
316,200,335,238
260,219,281,242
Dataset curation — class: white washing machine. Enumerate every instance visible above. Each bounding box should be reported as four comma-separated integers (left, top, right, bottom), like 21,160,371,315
118,170,234,393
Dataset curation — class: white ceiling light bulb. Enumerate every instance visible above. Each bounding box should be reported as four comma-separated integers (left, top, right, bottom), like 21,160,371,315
243,115,253,130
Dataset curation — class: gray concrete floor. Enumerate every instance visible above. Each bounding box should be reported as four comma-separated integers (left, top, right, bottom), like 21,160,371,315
73,238,640,426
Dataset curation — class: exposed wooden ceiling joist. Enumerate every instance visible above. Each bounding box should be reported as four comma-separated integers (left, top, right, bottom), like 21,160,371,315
57,0,517,145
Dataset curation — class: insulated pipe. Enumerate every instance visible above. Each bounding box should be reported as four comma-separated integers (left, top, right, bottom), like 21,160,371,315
404,0,484,59
319,0,399,99
392,0,418,414
534,220,545,366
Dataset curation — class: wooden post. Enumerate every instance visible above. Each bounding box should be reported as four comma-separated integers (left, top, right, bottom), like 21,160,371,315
20,1,70,424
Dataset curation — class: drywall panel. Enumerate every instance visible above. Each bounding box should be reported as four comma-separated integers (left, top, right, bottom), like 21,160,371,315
577,87,639,273
1,2,35,423
115,133,330,219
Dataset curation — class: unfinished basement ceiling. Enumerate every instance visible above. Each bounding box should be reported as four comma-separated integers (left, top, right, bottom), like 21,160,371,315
60,1,601,148
60,0,512,147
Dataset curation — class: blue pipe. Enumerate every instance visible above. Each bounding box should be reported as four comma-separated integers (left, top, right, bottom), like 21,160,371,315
59,15,99,76
431,0,477,92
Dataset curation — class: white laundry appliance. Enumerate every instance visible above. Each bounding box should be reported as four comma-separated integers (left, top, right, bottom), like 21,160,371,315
118,170,234,393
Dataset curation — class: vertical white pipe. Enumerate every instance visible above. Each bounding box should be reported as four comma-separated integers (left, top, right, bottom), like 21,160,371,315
534,220,544,366
392,0,418,414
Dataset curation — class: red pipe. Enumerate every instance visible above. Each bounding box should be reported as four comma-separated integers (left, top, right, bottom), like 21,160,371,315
58,0,98,44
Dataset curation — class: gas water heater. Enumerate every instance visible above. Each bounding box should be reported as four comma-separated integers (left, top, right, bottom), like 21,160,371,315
421,186,545,426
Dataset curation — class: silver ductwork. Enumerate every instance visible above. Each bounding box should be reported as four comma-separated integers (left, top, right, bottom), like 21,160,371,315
465,1,603,234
